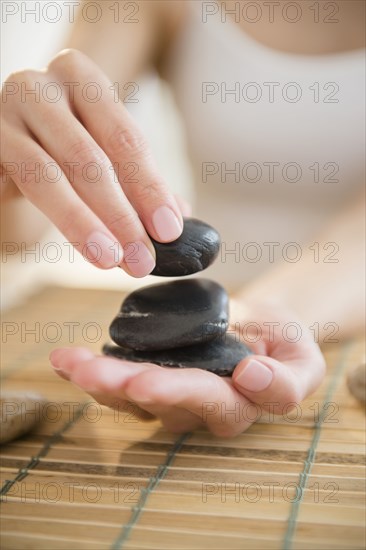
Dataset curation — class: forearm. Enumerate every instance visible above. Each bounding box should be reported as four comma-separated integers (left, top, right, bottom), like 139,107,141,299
235,197,365,340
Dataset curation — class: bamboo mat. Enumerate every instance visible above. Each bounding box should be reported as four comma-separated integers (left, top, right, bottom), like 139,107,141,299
0,286,365,550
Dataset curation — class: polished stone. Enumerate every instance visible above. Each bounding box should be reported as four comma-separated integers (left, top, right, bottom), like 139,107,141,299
109,279,228,351
0,392,46,444
151,218,220,276
103,334,252,376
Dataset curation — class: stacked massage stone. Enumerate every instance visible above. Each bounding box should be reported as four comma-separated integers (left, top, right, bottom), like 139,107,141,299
103,218,252,376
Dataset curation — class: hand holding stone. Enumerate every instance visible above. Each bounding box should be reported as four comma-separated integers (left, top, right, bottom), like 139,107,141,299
50,300,325,436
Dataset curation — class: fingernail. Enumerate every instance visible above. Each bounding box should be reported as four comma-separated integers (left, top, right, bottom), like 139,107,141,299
51,363,63,372
49,348,69,370
51,366,69,380
235,360,273,392
125,241,155,277
152,206,182,242
86,232,123,269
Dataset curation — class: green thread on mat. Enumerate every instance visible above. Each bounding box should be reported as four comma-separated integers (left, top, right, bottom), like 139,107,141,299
0,403,86,499
111,432,191,550
282,342,352,550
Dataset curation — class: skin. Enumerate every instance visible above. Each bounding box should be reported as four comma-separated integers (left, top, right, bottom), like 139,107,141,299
2,1,365,436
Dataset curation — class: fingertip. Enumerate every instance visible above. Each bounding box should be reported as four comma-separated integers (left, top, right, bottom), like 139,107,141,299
51,347,95,374
151,205,183,243
233,354,308,414
85,232,124,269
122,240,156,278
50,347,94,383
233,357,274,393
49,347,72,367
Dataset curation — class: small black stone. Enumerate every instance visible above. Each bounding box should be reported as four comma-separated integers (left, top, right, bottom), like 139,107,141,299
103,335,252,376
151,218,220,277
109,279,228,351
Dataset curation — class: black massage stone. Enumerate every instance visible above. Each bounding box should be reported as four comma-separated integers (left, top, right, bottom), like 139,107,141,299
103,335,252,377
151,218,220,276
109,279,228,351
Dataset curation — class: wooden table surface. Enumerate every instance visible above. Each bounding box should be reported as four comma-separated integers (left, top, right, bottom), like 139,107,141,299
0,286,365,550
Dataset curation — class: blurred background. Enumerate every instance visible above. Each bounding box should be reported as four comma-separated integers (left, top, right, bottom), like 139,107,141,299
1,2,194,310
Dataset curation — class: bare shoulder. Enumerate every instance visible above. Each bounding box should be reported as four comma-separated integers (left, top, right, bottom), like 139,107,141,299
66,1,188,80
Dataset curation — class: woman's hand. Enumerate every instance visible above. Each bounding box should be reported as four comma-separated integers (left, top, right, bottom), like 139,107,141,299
1,49,183,276
49,298,326,437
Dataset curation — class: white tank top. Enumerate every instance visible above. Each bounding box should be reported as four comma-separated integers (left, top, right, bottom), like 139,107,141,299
164,1,365,290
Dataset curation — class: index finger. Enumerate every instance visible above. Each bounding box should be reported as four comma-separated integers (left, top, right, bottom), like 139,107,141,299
48,49,183,243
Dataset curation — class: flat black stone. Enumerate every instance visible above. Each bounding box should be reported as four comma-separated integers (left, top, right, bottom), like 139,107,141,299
103,335,252,376
109,279,228,351
151,218,220,277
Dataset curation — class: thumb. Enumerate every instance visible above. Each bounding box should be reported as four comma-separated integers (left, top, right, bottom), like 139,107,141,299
232,355,318,415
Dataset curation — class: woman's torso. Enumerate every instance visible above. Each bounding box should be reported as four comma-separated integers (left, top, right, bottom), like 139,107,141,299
163,1,365,290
